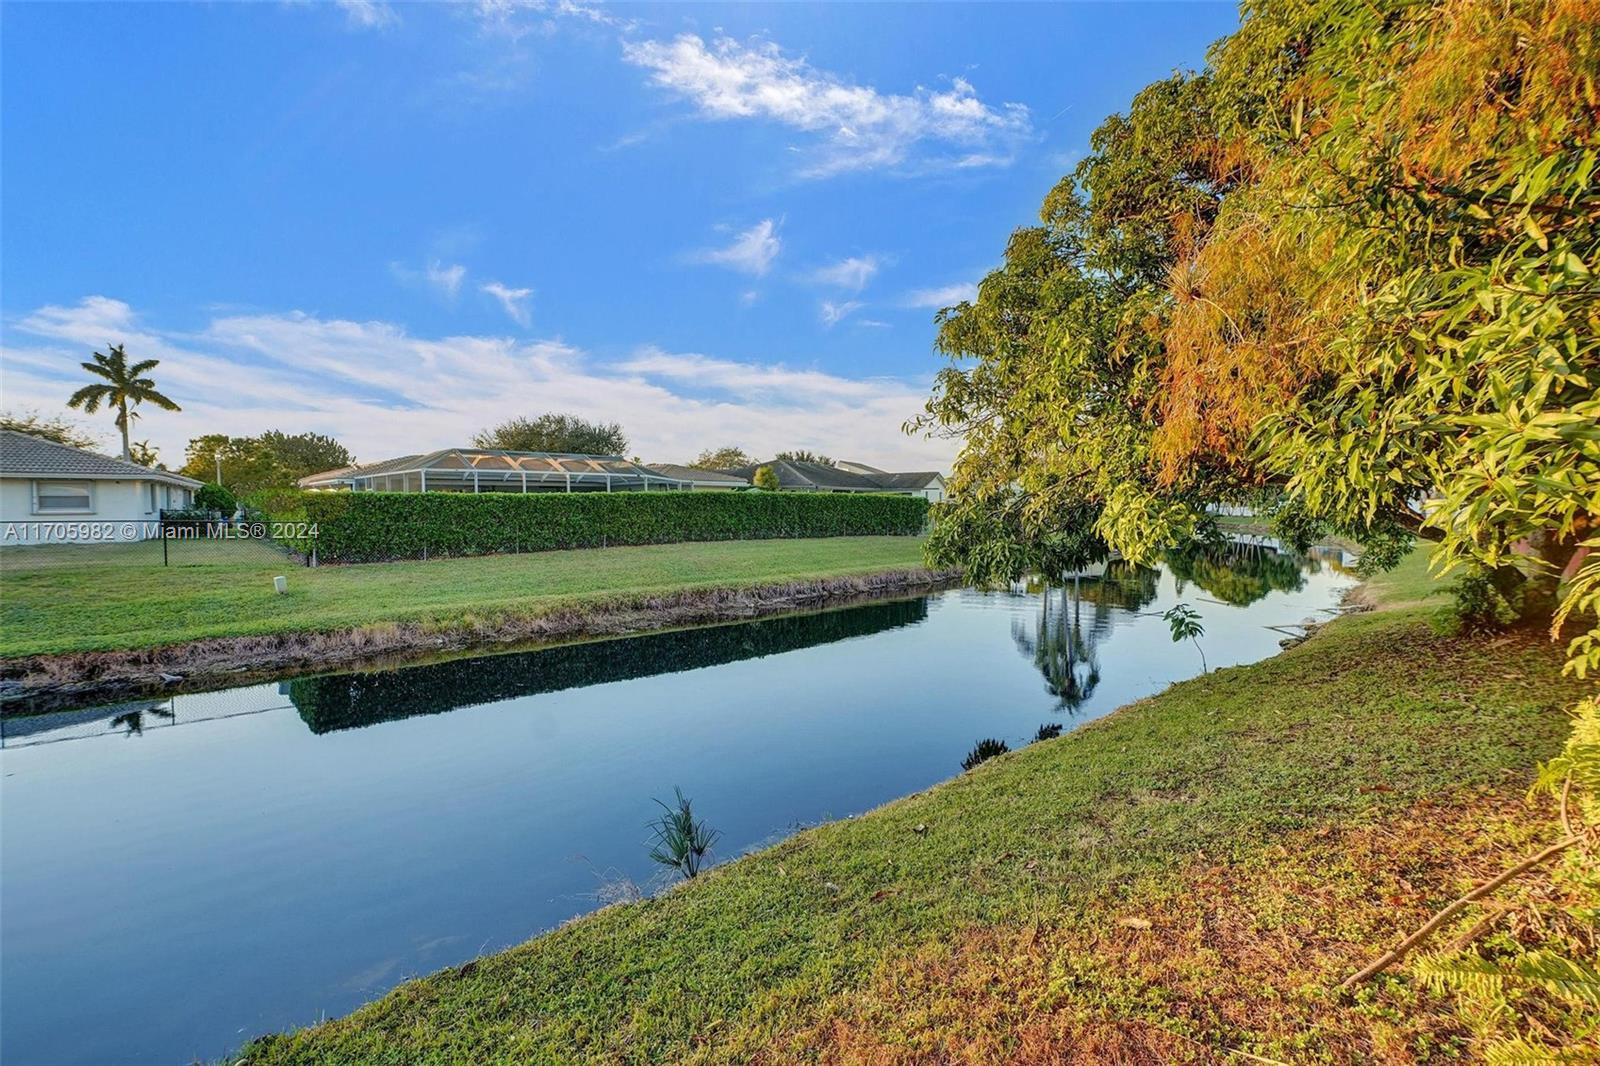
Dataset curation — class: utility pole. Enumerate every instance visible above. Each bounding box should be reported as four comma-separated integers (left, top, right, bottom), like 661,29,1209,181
214,450,222,486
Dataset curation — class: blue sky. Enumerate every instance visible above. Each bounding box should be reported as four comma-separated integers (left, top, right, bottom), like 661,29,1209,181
1,1,1236,469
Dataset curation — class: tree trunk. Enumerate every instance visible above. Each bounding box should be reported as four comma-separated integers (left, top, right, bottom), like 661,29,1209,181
117,399,131,460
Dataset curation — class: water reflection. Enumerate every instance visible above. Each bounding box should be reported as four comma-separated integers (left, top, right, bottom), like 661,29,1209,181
1013,561,1158,713
287,597,930,734
1164,541,1311,606
109,702,175,736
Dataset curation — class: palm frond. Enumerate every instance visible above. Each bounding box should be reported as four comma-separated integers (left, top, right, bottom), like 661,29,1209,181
1415,950,1600,1007
66,384,109,413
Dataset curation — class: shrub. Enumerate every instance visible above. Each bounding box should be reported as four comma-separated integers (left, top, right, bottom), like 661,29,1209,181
258,490,929,563
961,738,1009,771
1033,723,1062,742
194,482,236,514
753,465,781,491
647,789,719,881
1446,567,1526,634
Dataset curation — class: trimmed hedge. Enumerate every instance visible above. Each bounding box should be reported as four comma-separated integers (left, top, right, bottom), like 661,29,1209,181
268,490,929,563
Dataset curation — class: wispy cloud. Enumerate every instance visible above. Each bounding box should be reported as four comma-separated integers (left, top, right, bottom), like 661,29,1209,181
621,34,1031,177
902,281,978,309
4,297,955,471
472,0,630,40
819,300,863,328
692,219,782,277
809,255,882,292
481,281,533,326
335,0,398,30
427,261,467,298
393,259,470,300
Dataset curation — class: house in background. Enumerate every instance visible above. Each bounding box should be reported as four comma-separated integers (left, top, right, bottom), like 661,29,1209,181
298,448,694,493
641,464,752,490
723,459,946,502
0,430,202,542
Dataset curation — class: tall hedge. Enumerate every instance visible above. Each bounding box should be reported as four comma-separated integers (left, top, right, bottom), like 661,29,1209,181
269,490,929,563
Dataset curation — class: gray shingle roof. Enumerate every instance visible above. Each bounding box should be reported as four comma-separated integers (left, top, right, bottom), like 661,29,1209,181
725,459,941,493
644,464,751,486
0,431,202,487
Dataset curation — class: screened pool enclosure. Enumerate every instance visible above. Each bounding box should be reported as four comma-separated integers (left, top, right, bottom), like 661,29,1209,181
299,449,696,493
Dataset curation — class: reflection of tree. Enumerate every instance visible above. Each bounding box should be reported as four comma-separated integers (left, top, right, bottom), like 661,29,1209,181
109,702,175,736
1165,542,1309,606
1078,560,1160,612
289,598,930,734
1013,578,1102,712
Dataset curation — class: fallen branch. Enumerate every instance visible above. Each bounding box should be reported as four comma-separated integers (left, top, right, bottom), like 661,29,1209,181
1340,834,1580,990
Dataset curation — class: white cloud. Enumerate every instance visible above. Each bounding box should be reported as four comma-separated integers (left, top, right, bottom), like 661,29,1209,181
335,0,397,30
472,0,628,37
856,319,891,329
481,281,534,326
902,281,978,309
809,255,881,292
621,34,1031,177
3,297,956,472
426,261,467,298
819,300,863,328
693,219,781,276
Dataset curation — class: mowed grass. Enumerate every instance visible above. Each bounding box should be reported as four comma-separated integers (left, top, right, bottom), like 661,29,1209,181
241,551,1594,1064
0,536,928,656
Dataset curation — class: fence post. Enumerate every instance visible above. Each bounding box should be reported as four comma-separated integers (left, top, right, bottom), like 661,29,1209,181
162,519,168,567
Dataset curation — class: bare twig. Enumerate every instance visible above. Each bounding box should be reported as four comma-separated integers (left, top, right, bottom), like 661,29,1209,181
1340,835,1580,990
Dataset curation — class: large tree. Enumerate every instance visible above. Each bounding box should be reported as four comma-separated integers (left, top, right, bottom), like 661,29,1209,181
472,413,628,456
65,344,181,460
180,435,290,495
256,430,354,480
693,446,752,470
915,2,1598,1053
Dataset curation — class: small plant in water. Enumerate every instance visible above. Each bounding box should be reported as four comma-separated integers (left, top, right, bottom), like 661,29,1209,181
647,788,720,880
1162,602,1208,673
1033,722,1063,742
961,738,1009,771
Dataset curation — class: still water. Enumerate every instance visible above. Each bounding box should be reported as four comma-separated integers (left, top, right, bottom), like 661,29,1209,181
0,544,1354,1064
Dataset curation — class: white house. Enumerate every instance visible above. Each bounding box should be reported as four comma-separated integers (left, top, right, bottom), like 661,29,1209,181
0,430,203,544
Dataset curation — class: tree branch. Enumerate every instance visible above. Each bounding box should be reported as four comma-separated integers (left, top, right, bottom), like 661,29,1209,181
1340,834,1580,990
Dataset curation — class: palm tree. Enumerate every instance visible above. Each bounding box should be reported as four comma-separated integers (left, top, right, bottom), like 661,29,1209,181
66,344,180,460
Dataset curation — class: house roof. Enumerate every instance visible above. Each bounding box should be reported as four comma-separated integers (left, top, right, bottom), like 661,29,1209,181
0,431,203,488
296,464,361,487
643,464,751,486
302,448,693,490
725,459,941,493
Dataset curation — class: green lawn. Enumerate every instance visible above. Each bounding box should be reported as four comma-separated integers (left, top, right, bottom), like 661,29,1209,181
240,551,1594,1064
0,536,929,656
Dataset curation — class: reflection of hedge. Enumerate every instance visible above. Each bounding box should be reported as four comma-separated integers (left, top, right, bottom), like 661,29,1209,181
1165,544,1308,606
288,597,929,733
264,491,929,563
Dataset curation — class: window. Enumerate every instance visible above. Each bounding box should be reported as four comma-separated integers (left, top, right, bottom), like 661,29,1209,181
147,483,158,513
33,481,94,514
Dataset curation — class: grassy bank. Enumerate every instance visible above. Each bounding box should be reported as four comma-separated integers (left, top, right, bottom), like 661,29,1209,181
0,536,927,656
242,552,1593,1064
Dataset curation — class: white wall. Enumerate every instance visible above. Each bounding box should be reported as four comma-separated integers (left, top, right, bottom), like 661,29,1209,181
0,477,192,544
